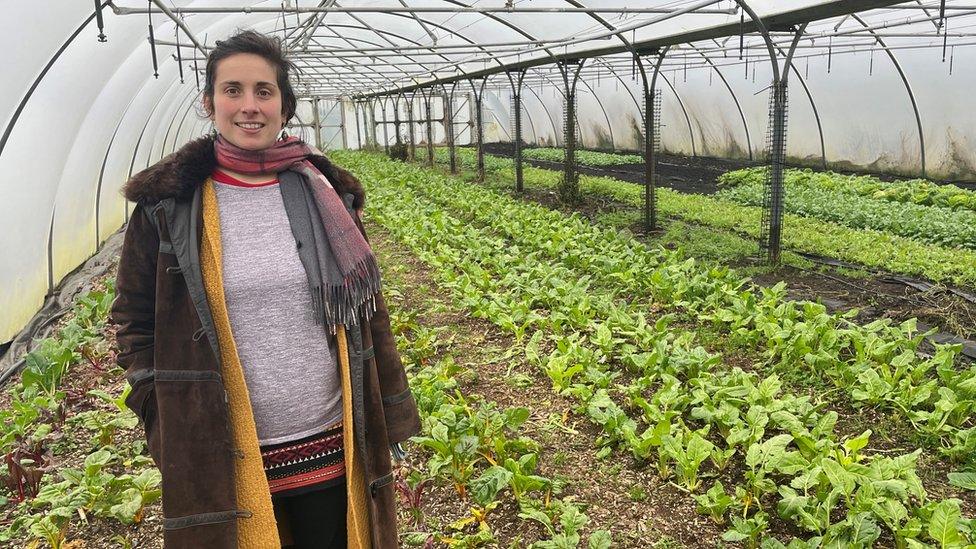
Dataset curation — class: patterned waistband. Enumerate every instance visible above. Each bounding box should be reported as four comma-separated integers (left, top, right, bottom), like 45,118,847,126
260,422,345,497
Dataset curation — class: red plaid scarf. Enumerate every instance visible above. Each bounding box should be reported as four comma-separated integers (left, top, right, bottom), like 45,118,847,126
214,135,380,327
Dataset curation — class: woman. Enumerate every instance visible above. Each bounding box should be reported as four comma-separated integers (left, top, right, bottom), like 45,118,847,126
111,30,419,549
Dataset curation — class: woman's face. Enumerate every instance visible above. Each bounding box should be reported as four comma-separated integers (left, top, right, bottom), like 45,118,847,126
206,53,285,150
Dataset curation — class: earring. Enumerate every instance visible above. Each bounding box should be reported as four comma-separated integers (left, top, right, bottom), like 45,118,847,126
278,128,289,141
209,121,218,139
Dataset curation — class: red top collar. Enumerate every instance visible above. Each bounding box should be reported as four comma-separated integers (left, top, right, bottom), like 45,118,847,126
212,169,278,188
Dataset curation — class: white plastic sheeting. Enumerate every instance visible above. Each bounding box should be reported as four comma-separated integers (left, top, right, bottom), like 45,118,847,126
2,0,973,343
469,27,976,178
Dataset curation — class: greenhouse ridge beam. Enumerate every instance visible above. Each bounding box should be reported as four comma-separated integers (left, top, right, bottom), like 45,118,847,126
359,0,909,98
114,6,738,16
139,0,971,99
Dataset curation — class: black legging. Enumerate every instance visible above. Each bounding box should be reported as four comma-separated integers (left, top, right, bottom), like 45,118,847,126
275,483,347,549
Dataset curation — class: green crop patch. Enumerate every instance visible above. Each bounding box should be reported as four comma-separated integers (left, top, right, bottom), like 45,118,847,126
336,150,976,548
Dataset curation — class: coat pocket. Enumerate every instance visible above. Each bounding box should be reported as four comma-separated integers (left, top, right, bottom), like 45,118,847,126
124,370,161,463
381,387,421,444
153,370,238,523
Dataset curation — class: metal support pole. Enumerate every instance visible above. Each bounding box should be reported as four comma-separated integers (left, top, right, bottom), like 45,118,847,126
380,97,390,154
312,97,322,150
558,60,586,202
442,83,458,174
407,94,417,161
353,100,362,150
506,70,527,192
362,100,373,149
368,99,378,148
637,48,669,231
469,79,488,182
762,80,789,264
759,24,806,264
423,90,435,166
339,97,348,149
729,0,797,265
644,91,656,230
392,95,402,145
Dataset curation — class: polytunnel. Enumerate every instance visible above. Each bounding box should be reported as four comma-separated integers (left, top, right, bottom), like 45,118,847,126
3,1,976,547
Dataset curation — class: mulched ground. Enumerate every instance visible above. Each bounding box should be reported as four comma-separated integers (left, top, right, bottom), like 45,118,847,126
482,142,753,196
371,225,720,547
481,142,976,192
395,157,976,528
0,267,166,549
477,142,976,347
502,176,976,350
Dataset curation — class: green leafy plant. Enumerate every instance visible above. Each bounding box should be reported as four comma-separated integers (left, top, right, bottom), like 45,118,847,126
696,481,734,524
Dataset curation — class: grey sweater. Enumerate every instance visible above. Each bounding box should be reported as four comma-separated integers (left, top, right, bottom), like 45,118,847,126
213,176,342,446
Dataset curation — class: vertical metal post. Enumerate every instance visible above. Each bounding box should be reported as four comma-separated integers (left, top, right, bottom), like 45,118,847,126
94,0,107,41
353,100,362,150
312,97,322,151
730,1,804,264
558,60,586,202
761,80,789,264
507,70,527,192
758,23,806,264
362,99,373,149
637,48,669,231
424,90,435,167
407,93,417,161
147,0,159,78
380,97,390,154
368,99,378,148
469,79,488,182
563,83,578,201
392,95,402,146
644,91,655,230
174,24,184,83
339,97,348,149
442,83,458,174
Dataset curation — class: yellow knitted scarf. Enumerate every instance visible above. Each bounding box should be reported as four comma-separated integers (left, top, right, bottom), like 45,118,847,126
200,179,371,548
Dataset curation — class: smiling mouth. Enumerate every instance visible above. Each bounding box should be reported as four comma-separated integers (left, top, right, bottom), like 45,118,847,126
235,122,265,130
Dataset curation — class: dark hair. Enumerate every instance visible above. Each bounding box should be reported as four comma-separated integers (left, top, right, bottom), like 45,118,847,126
203,30,299,125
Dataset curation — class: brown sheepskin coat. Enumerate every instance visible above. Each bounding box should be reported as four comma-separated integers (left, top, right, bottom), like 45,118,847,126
111,135,420,548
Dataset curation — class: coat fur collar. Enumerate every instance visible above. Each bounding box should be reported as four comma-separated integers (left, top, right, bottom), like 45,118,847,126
123,135,365,209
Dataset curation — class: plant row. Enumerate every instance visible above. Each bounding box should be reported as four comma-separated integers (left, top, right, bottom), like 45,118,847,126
436,147,976,286
720,167,976,214
715,175,976,250
338,150,976,547
450,147,976,287
389,264,612,547
0,283,161,548
520,148,644,167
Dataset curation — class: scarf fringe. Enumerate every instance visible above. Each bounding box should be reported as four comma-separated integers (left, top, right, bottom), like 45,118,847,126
214,135,382,332
312,256,382,332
